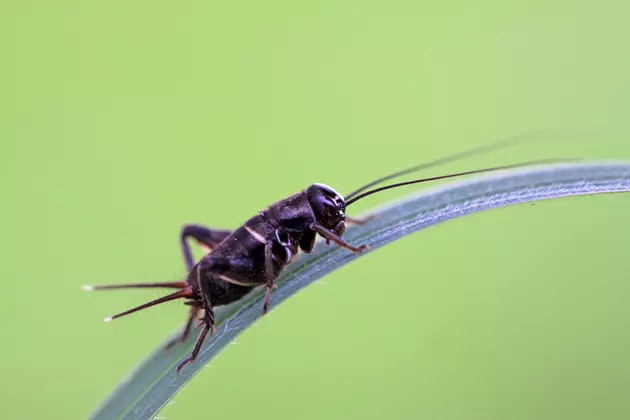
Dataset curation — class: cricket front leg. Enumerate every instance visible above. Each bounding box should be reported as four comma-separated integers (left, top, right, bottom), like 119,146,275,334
325,221,346,246
180,224,232,270
322,217,375,246
310,222,368,253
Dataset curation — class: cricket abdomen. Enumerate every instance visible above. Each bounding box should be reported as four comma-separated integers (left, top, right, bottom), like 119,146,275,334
208,213,288,286
208,277,256,306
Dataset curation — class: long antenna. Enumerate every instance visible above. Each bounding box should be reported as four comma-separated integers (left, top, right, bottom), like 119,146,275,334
345,159,577,206
345,131,555,200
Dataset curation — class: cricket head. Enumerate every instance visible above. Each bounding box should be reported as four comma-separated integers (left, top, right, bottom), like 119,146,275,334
306,183,346,235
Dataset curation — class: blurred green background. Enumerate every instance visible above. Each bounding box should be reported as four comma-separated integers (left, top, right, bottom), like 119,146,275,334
3,1,630,419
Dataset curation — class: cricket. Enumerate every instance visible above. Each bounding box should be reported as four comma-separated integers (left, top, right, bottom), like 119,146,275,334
86,135,567,373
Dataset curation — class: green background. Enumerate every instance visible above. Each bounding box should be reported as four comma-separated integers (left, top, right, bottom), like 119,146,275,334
3,1,630,419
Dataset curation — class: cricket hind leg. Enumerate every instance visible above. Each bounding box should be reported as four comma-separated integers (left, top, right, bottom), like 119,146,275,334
176,265,216,374
181,224,232,270
176,252,267,373
85,225,232,290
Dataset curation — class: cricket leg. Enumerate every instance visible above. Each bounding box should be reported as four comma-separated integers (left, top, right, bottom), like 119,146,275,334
311,222,368,253
324,221,346,246
85,225,232,292
181,224,232,270
176,264,216,374
176,320,212,374
165,301,201,350
321,217,374,246
263,241,276,314
298,229,317,253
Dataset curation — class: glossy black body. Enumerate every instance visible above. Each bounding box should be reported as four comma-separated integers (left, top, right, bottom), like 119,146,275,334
188,187,344,307
166,184,363,372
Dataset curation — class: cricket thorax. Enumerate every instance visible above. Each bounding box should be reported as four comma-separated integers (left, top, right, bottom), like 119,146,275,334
266,191,316,232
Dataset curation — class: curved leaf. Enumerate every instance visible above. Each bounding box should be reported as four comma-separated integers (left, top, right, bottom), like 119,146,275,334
90,161,630,420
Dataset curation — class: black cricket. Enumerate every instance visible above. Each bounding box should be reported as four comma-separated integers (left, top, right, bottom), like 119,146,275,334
86,137,566,373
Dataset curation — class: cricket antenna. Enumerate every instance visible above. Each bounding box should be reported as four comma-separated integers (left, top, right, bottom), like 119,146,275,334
82,281,186,291
345,159,577,207
103,286,193,322
345,131,558,200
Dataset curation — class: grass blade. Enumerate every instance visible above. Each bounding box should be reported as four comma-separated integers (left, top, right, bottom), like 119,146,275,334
91,161,630,420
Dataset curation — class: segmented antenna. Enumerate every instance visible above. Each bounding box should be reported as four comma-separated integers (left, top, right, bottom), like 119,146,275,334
345,159,578,206
345,131,558,200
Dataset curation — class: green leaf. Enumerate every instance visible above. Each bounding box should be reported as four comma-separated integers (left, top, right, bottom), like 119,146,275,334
90,161,630,420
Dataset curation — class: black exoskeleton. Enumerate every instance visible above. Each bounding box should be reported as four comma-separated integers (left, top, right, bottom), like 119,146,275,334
88,134,567,373
179,185,372,372
92,183,369,372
